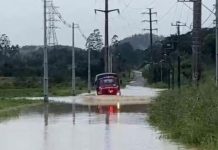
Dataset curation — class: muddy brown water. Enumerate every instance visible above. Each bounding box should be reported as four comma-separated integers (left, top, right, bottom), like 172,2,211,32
0,103,187,150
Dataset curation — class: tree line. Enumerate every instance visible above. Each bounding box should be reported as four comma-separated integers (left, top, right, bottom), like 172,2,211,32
0,31,145,88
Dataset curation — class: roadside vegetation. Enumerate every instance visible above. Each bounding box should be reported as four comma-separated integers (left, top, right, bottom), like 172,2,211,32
140,27,218,149
149,71,218,150
0,99,41,111
0,98,42,119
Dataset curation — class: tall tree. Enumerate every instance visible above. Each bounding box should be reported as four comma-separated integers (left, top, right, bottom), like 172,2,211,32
86,29,103,51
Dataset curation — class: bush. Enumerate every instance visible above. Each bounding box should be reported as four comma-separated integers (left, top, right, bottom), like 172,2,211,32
149,79,218,149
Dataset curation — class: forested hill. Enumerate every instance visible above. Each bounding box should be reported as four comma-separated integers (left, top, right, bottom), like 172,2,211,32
20,46,42,55
120,34,164,50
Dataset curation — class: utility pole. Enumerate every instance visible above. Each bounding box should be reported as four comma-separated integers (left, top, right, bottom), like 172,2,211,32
178,0,202,86
72,23,75,96
72,23,79,96
43,0,49,103
160,59,164,82
171,21,186,89
216,0,218,87
88,47,91,93
142,8,157,62
192,0,202,86
163,38,175,89
95,0,119,73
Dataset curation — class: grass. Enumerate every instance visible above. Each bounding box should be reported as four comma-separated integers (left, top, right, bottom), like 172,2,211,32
0,77,88,97
149,76,218,149
150,82,168,89
0,71,132,98
0,88,43,97
0,98,43,119
0,98,42,111
0,86,87,98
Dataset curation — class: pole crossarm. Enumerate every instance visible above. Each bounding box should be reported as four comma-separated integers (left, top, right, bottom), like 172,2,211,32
178,0,197,2
171,21,186,27
108,9,120,13
142,20,157,23
95,9,106,13
143,28,158,31
95,9,120,14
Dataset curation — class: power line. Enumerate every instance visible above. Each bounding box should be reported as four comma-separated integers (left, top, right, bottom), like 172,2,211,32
202,3,215,15
41,0,88,42
159,2,177,22
77,26,87,40
182,2,193,11
119,0,134,12
202,8,215,26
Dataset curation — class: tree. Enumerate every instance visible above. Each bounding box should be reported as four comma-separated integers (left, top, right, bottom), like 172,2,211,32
0,34,11,56
0,34,19,57
110,35,119,72
111,35,119,47
86,29,103,51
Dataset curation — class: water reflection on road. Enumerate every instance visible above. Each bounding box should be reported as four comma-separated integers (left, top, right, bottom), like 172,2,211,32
0,102,187,150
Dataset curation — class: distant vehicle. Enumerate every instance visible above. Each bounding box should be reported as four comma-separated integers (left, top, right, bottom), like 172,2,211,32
95,73,121,96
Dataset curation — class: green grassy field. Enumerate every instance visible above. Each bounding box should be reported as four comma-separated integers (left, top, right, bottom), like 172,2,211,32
0,99,41,111
0,87,87,97
149,74,218,149
0,98,42,119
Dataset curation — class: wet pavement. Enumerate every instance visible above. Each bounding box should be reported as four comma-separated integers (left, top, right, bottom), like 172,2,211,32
0,103,187,150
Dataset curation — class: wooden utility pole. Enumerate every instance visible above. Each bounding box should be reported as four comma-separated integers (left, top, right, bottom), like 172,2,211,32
95,0,119,73
171,21,186,89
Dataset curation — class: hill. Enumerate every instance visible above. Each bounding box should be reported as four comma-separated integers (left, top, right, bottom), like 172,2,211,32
120,34,164,50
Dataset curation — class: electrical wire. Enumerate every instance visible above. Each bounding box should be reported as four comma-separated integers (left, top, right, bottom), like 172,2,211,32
182,2,193,11
202,8,215,26
202,3,215,15
159,2,177,22
120,0,134,12
179,2,184,21
42,0,88,41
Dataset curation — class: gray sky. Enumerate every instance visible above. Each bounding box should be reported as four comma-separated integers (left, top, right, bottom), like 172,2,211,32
0,0,215,48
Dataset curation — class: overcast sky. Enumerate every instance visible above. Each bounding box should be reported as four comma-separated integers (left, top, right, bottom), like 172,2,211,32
0,0,215,48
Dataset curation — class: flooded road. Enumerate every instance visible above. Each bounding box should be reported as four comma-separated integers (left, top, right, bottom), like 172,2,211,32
0,103,187,150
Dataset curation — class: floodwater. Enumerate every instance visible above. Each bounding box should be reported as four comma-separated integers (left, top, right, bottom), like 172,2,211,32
0,103,187,150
